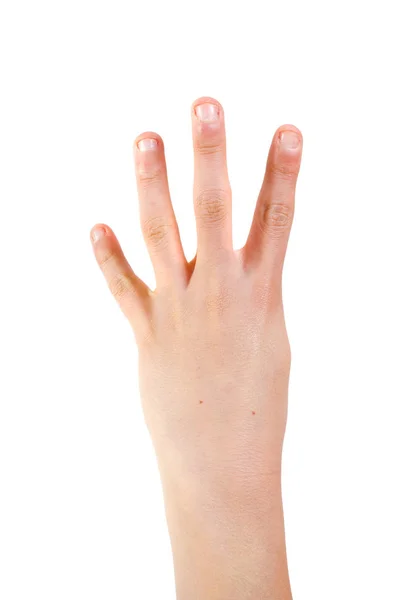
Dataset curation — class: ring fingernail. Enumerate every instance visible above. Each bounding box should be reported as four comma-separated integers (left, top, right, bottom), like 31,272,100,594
138,138,158,152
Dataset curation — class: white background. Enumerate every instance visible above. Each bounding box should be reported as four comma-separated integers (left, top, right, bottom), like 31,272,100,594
1,1,399,598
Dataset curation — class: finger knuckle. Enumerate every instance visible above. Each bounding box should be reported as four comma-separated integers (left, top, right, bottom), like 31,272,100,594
138,167,163,188
261,202,293,237
195,188,230,225
143,216,169,249
195,140,223,156
268,162,298,182
108,273,133,302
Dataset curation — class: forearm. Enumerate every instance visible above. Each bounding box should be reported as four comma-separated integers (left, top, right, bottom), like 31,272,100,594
163,471,291,600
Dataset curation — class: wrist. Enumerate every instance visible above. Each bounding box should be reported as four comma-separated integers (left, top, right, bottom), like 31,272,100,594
162,471,291,600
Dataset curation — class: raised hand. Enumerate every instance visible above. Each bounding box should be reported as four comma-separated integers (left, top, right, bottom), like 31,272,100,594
91,97,302,600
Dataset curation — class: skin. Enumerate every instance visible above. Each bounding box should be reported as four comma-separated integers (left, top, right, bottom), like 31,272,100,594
91,97,302,600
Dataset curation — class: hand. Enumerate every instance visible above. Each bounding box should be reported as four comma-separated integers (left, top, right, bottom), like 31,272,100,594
91,97,302,600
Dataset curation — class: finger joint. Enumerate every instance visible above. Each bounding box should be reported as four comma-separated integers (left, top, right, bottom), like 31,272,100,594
108,273,134,302
143,216,170,249
194,188,230,226
260,202,293,238
268,162,299,183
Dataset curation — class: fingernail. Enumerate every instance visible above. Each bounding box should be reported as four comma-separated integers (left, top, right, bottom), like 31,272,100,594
279,130,301,150
91,226,106,243
195,103,219,123
137,138,158,152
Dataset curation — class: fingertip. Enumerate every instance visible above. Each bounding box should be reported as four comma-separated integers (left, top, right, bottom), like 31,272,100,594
191,97,226,154
90,224,110,244
192,97,224,129
133,133,166,179
192,96,223,114
276,124,302,136
134,132,164,152
275,125,303,154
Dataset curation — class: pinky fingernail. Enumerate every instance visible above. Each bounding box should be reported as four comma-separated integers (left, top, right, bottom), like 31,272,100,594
91,227,106,243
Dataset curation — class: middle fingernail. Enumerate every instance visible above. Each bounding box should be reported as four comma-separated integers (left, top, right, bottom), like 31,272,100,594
195,103,219,123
